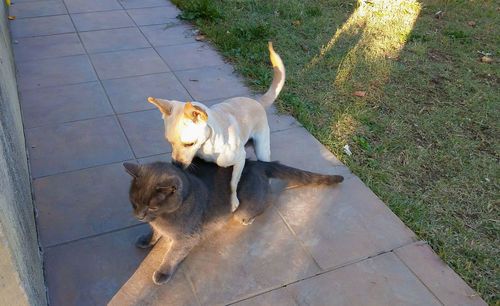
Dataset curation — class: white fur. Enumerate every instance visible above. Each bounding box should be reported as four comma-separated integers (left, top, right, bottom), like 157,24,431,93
149,42,285,212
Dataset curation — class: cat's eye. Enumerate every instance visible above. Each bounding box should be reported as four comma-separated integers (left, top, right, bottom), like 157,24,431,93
148,206,159,211
183,141,196,147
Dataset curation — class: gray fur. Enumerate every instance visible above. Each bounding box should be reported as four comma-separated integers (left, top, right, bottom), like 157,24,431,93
124,158,343,285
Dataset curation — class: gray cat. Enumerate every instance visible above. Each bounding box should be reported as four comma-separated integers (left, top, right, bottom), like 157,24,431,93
123,158,343,285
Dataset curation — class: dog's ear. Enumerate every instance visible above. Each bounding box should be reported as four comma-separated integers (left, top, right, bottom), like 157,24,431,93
148,97,172,118
184,102,208,123
123,162,141,178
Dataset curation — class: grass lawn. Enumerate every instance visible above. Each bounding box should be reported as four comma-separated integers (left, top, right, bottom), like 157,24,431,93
170,0,499,303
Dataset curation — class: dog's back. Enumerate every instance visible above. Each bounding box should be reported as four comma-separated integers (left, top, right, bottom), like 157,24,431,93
209,97,268,138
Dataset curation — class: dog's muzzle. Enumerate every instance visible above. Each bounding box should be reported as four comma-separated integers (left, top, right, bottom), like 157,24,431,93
172,160,187,169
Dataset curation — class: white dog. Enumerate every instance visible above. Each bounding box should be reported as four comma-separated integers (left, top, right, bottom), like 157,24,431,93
148,42,285,213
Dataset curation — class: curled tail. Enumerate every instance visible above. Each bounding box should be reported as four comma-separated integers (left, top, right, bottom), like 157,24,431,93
259,42,286,109
263,161,343,186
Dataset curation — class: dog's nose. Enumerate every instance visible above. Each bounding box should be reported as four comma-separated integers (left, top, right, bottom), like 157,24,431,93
172,160,184,168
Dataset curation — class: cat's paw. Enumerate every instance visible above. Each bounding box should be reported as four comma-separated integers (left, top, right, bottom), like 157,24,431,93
230,195,240,212
135,234,152,249
153,270,173,285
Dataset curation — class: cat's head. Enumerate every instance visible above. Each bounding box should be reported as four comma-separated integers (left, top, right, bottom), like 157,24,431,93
123,162,186,222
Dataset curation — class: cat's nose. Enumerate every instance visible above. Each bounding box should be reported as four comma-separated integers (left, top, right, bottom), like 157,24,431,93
136,210,147,221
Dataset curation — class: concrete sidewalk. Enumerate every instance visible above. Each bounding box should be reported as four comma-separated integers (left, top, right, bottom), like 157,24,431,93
9,0,486,304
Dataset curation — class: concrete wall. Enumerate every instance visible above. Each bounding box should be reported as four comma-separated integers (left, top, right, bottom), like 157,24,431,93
0,2,47,305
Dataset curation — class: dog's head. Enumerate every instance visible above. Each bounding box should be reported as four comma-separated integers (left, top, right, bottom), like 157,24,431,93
148,97,210,168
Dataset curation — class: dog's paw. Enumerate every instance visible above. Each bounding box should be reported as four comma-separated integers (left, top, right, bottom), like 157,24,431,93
230,196,240,212
135,234,152,249
153,270,173,285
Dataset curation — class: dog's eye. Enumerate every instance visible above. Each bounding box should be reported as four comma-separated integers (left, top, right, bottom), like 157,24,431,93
183,142,196,147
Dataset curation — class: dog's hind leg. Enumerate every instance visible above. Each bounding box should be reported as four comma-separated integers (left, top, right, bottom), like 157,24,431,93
253,126,271,162
230,158,245,212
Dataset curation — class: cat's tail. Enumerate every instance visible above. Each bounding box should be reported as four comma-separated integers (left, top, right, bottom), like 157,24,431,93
263,161,344,186
258,42,285,109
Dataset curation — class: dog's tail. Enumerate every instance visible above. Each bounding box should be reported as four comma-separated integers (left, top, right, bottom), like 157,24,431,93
263,161,343,186
258,42,286,109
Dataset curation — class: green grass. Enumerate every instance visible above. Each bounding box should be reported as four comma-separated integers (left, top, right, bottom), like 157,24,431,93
170,0,500,303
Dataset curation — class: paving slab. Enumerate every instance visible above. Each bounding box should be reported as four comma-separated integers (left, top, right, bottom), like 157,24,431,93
269,127,352,178
176,64,250,101
232,288,297,306
79,27,149,53
44,225,150,305
126,6,180,26
13,33,85,62
275,175,415,269
395,242,487,306
9,0,67,18
140,23,196,47
287,252,441,306
34,162,139,247
71,10,134,31
64,0,122,14
108,239,199,306
25,116,133,177
9,14,74,38
16,54,97,90
182,208,319,305
89,48,169,80
118,109,172,157
156,42,225,71
102,72,191,113
267,107,302,133
20,82,112,128
119,0,173,9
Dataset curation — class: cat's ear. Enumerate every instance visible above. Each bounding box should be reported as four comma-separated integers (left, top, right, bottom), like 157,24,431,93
148,97,172,118
123,162,140,178
184,102,207,123
155,185,177,194
154,185,176,201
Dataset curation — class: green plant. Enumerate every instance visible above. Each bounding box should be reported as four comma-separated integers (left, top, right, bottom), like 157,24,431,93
174,0,223,23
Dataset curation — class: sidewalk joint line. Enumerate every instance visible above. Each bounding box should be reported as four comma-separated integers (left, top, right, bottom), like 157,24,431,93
23,113,116,130
393,246,445,306
121,5,196,104
44,223,146,249
11,12,69,20
64,3,141,161
31,156,138,180
180,266,203,306
12,30,76,40
226,239,417,305
273,206,322,271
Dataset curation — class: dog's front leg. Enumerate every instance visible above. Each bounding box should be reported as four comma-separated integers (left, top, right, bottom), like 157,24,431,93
230,158,245,212
153,238,197,285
